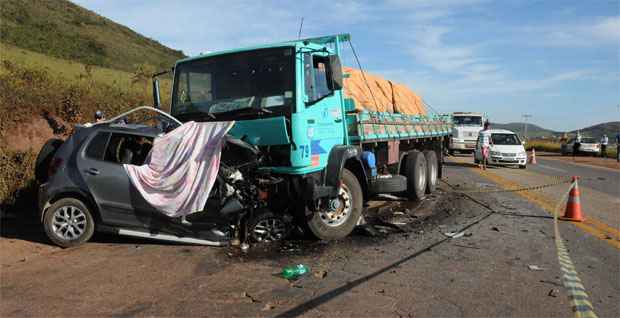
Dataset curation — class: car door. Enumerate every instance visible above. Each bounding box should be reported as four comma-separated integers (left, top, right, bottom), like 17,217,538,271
77,130,154,228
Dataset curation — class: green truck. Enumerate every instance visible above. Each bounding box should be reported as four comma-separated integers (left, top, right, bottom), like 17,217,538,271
154,34,452,240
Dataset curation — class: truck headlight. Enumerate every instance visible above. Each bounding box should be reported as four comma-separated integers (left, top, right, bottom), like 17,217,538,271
491,151,501,156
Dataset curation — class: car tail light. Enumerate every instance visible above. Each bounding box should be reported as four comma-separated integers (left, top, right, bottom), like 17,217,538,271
48,157,64,177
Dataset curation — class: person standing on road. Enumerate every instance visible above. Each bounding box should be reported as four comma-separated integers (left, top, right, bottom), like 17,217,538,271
600,134,608,158
616,133,620,162
573,132,581,159
479,121,492,170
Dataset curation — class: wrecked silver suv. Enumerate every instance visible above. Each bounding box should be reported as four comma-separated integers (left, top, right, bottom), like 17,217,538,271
36,107,291,248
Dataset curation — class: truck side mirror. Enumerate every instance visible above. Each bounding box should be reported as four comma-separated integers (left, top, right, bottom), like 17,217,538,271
328,55,343,90
152,78,161,109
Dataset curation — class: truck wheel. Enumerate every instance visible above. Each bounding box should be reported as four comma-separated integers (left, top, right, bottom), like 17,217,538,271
43,198,95,248
405,151,427,201
423,150,438,194
35,138,63,183
307,169,363,240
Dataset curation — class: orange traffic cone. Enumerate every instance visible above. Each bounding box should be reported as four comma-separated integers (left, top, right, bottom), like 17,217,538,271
560,176,584,222
529,148,537,164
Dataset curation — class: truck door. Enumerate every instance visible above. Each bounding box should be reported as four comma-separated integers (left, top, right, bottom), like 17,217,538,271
291,52,345,169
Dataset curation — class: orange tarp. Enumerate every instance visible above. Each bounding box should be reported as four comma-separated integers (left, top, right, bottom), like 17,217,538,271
342,67,426,115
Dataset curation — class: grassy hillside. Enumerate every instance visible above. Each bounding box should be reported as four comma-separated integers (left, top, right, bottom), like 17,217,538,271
573,122,620,140
0,0,185,71
492,122,557,138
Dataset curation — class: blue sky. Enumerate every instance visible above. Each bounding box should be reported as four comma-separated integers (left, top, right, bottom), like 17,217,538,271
73,0,619,131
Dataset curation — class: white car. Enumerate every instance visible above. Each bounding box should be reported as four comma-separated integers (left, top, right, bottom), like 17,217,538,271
474,129,527,169
560,137,600,156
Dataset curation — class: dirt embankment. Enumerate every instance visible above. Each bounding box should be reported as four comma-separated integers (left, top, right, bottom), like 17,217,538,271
0,60,148,212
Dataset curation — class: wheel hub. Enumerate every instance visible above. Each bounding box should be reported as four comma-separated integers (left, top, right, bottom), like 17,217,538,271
52,206,87,240
319,185,351,227
252,217,287,242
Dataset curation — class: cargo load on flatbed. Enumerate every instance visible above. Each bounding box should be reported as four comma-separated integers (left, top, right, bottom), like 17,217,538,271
342,67,426,115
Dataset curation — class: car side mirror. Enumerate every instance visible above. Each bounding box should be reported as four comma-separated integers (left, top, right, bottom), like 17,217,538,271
328,55,343,90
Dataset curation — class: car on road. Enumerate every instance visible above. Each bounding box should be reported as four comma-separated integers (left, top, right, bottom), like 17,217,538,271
560,137,600,156
36,107,288,248
474,129,527,169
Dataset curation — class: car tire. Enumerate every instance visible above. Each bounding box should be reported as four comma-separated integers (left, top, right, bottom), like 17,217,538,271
307,169,363,240
519,165,527,169
43,198,95,248
405,151,427,201
35,138,63,183
248,210,290,243
423,150,438,194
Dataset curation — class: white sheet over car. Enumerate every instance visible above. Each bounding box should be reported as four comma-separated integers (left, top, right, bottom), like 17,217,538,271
124,121,234,217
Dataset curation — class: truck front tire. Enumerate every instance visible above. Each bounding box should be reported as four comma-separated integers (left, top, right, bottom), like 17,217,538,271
307,169,363,240
405,151,427,201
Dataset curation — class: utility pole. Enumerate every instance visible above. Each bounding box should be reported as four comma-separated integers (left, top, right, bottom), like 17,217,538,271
522,114,532,140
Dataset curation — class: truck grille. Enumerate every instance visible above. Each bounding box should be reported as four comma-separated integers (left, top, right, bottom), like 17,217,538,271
501,153,516,157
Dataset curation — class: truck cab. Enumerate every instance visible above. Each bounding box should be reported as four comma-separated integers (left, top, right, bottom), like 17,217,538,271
449,112,485,154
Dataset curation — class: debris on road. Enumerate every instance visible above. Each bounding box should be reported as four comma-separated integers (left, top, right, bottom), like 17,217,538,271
261,303,276,311
243,292,260,303
314,270,328,279
528,265,545,271
491,226,500,232
444,231,471,238
281,264,310,280
240,242,250,253
548,289,559,297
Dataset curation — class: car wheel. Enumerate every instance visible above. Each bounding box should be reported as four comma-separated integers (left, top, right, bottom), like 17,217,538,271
423,150,438,194
405,151,427,201
43,198,95,248
248,210,290,243
307,169,363,240
35,138,63,183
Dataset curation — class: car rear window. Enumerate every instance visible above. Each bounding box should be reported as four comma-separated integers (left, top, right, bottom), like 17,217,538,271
85,132,110,160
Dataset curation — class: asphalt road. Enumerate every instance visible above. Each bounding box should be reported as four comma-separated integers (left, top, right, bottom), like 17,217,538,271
1,156,618,317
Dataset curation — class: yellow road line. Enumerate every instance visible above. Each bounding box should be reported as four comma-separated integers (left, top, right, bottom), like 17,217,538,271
473,169,620,250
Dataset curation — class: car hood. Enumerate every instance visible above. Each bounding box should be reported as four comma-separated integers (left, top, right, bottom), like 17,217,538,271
490,144,526,153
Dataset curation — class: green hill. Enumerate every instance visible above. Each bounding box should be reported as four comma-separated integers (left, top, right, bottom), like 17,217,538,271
0,0,185,71
493,121,619,140
573,122,620,140
492,122,557,138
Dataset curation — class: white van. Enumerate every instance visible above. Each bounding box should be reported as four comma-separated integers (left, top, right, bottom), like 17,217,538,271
449,112,485,154
474,129,527,169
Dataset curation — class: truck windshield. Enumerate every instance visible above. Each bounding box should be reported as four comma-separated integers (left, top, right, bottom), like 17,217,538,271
453,116,482,126
492,133,521,145
171,47,295,119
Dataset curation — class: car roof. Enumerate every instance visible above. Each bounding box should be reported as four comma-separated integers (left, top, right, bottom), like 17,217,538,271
77,123,162,137
481,129,516,134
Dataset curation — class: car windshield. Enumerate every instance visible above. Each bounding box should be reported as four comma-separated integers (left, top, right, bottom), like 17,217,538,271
580,138,596,143
492,133,521,145
453,116,483,126
171,47,295,119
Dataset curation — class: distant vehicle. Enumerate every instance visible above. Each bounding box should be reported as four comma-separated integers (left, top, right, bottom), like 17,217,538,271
474,129,527,169
560,137,600,156
449,112,485,154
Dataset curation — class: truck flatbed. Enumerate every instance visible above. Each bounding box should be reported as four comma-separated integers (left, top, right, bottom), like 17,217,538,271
344,99,452,143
